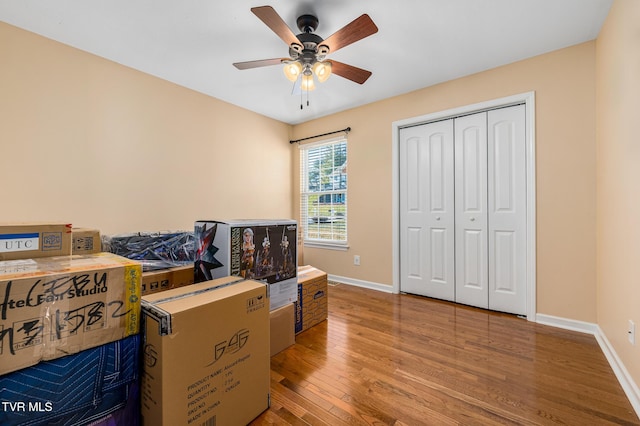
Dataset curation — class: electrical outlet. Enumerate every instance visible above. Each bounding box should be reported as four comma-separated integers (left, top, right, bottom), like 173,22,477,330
629,320,636,345
354,255,360,266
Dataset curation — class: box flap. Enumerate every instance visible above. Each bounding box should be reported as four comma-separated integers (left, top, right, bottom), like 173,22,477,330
143,278,267,315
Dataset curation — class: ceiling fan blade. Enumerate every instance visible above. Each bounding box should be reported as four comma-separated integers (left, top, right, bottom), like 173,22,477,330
233,58,287,70
320,14,378,53
251,6,301,48
329,60,372,84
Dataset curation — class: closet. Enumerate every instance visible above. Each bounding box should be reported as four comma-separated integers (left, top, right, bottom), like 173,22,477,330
399,104,526,315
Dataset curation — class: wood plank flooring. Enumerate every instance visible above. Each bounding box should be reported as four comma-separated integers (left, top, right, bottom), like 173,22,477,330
251,283,639,425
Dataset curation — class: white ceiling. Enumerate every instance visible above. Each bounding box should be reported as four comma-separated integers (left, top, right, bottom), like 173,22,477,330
0,0,612,125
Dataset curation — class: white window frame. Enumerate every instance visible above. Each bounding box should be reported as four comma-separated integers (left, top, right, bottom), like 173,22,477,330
299,136,348,250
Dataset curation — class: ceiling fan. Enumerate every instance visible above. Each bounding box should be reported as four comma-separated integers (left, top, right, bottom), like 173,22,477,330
233,6,378,91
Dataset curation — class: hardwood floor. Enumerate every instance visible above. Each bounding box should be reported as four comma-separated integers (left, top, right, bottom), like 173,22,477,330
250,283,639,425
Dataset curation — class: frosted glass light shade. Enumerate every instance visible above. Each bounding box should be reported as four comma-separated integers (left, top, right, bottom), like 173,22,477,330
301,74,316,91
283,61,303,82
313,61,332,83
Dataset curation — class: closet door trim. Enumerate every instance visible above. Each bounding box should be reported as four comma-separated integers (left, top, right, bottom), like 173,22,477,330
392,92,537,321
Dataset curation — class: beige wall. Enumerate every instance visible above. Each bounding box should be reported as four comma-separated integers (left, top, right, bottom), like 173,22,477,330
1,19,600,323
596,0,640,385
293,41,598,323
0,22,293,235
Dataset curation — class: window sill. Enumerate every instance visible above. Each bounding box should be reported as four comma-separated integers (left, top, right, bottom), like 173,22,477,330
303,241,349,251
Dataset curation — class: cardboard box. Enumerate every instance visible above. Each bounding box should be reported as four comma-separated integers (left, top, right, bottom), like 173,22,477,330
141,277,270,426
0,252,142,375
295,265,328,334
72,227,102,254
141,264,194,296
270,303,295,356
0,223,72,260
194,219,298,310
194,219,297,284
0,334,140,426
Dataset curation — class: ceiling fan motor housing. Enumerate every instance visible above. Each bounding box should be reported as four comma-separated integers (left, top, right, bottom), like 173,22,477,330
290,32,326,66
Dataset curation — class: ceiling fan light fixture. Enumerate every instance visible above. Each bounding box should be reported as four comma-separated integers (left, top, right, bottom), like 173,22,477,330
236,6,378,102
301,74,316,91
313,61,332,83
283,61,303,82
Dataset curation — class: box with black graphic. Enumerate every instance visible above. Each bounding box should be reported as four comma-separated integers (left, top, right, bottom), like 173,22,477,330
194,220,297,309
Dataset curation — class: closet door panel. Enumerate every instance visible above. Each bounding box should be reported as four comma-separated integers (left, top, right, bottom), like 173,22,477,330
400,120,455,301
488,105,526,315
454,113,489,308
405,227,423,278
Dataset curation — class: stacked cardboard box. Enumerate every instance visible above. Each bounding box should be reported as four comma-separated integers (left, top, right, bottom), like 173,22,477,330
141,264,194,296
270,303,295,356
1,223,307,423
72,227,102,254
0,223,143,424
0,251,142,374
296,265,329,334
0,223,72,260
194,219,298,310
269,265,329,357
141,276,270,425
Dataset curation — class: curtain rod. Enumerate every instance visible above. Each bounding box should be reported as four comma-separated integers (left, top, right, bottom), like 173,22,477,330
289,127,351,144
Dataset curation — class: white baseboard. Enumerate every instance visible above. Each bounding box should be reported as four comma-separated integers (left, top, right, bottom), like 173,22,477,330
328,274,393,293
536,314,639,418
535,313,599,334
595,326,640,418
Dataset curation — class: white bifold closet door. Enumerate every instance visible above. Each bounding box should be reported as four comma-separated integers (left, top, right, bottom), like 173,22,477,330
399,104,526,315
486,105,526,314
399,119,455,301
454,112,489,309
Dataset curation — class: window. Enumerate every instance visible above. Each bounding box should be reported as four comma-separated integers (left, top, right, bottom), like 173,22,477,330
300,137,347,247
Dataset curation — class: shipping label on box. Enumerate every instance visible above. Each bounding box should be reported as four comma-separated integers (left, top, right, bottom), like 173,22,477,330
295,266,328,334
141,278,270,426
0,223,72,260
194,220,297,285
0,252,142,375
270,277,298,311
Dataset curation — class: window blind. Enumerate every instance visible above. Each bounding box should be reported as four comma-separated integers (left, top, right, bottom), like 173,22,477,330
299,138,348,246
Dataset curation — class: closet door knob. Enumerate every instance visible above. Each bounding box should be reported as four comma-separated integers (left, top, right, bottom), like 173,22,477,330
470,217,475,221
435,217,441,221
